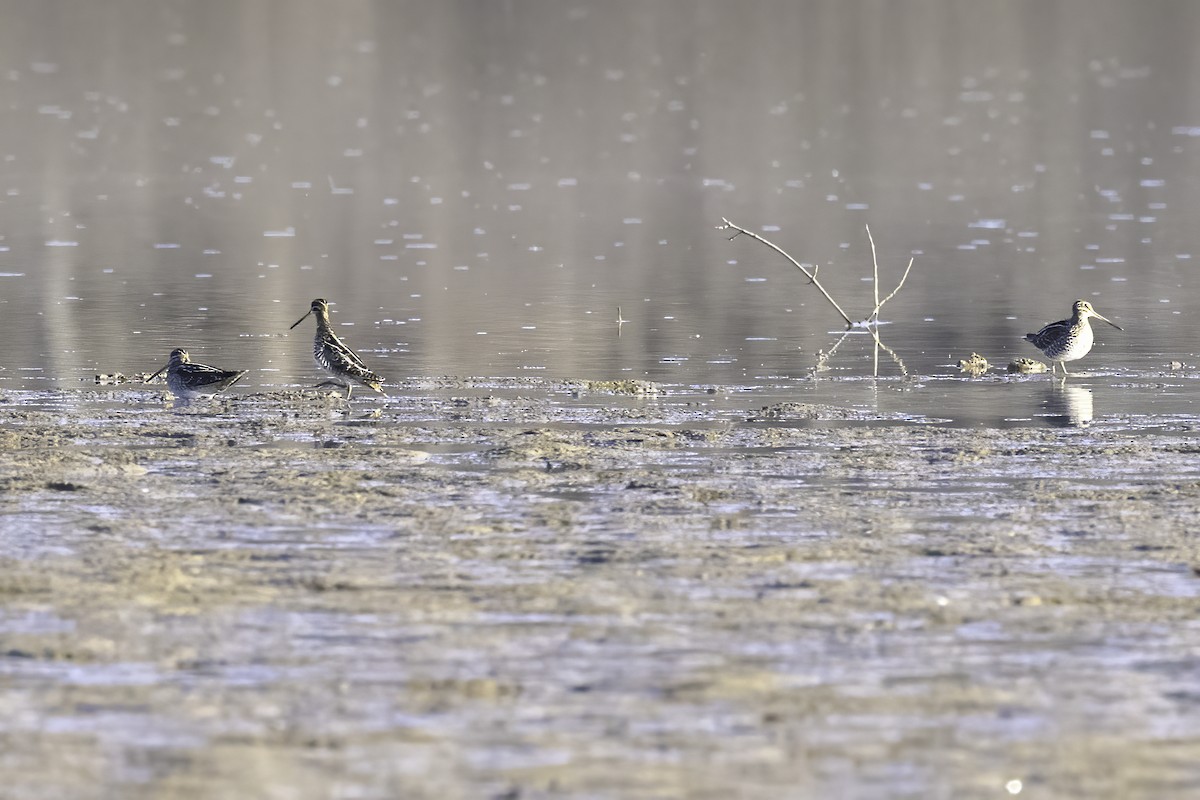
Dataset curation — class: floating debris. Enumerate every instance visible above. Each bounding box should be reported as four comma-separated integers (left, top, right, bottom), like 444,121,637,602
1007,358,1048,374
93,372,157,385
749,402,859,421
1169,360,1186,371
957,353,989,376
571,379,665,396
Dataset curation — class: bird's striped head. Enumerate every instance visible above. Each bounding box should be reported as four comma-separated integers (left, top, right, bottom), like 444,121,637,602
291,298,332,330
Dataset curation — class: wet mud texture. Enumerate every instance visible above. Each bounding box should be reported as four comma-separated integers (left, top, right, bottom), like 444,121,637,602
1,385,1199,799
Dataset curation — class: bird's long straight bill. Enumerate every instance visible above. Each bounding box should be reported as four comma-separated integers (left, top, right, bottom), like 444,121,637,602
289,310,312,330
1096,314,1123,331
147,363,169,382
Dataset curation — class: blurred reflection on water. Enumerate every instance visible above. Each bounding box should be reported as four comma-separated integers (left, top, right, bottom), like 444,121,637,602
1042,384,1094,427
1,0,1199,388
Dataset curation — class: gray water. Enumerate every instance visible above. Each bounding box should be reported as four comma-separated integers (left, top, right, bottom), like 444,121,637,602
2,0,1199,408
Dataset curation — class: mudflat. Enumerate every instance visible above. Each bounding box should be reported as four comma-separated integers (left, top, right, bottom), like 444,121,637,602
1,379,1198,799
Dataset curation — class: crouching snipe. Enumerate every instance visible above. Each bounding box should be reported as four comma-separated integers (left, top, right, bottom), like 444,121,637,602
149,348,247,399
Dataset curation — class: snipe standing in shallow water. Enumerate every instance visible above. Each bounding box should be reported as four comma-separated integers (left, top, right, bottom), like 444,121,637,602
148,348,247,399
1024,299,1123,374
290,298,387,399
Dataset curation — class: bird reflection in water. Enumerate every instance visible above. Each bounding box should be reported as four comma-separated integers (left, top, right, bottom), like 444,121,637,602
1042,383,1094,428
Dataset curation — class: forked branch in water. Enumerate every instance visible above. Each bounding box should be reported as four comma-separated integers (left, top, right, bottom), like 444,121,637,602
719,218,915,376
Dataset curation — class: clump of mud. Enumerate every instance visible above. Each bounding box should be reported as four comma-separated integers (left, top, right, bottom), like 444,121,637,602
1008,357,1048,374
957,352,989,376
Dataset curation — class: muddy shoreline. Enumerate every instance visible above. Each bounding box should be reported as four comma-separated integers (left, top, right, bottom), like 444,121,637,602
1,382,1198,798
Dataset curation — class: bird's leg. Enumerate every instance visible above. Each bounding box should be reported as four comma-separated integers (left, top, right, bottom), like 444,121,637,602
345,383,353,400
1061,362,1070,375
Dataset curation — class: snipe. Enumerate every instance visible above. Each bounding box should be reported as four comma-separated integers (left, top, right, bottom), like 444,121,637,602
1024,299,1122,374
290,298,386,399
148,348,247,399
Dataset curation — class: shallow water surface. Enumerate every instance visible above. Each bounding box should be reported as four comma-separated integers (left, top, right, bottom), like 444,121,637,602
0,0,1199,398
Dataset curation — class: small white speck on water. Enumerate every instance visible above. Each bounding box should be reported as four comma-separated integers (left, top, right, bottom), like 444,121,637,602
1006,779,1023,794
155,243,180,249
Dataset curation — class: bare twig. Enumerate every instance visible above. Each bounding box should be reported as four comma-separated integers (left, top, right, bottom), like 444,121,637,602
717,218,854,327
871,257,915,322
720,216,914,377
867,224,880,322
